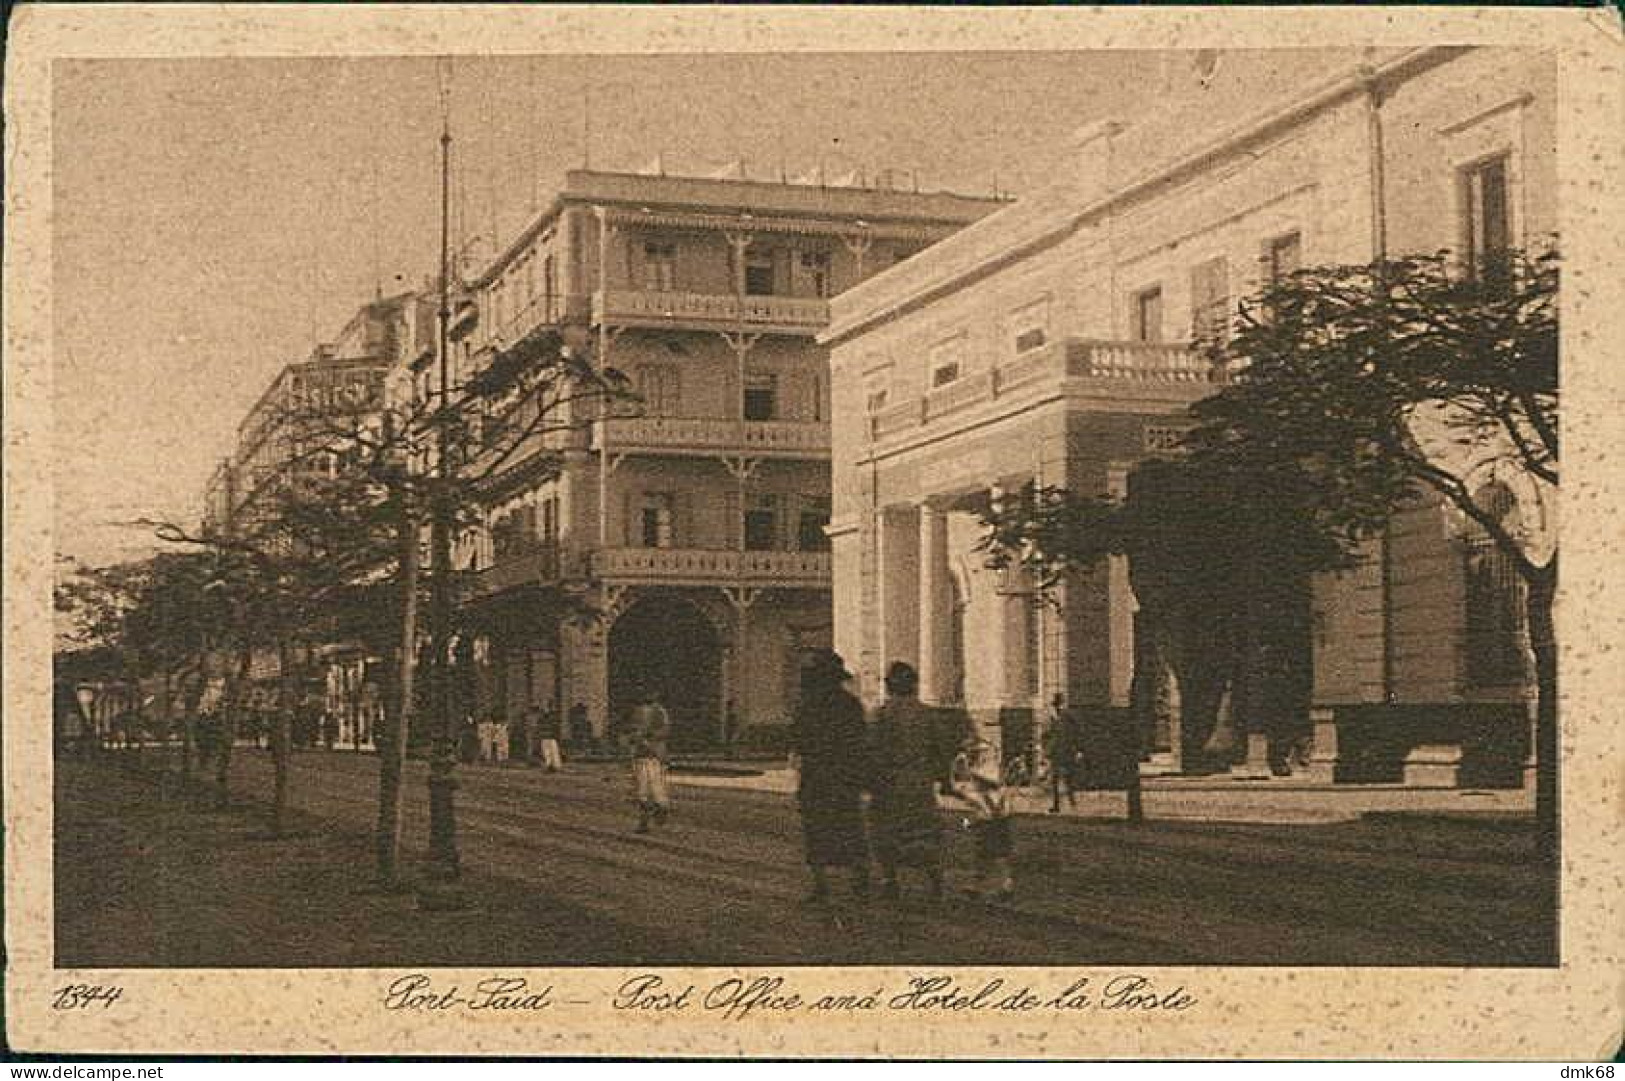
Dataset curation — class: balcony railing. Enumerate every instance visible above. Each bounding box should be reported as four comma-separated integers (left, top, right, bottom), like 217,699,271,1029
594,290,829,333
867,338,1225,442
594,547,831,588
1065,339,1216,383
462,544,564,600
598,416,829,456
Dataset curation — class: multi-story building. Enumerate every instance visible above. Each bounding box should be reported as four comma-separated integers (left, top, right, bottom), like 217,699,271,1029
429,169,1002,752
212,294,407,728
822,46,1555,786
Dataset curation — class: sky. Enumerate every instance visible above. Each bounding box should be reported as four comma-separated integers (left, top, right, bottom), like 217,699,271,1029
52,47,1361,569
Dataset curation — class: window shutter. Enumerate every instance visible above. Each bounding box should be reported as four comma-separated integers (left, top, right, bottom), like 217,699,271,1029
723,489,742,549
675,493,694,548
623,491,638,547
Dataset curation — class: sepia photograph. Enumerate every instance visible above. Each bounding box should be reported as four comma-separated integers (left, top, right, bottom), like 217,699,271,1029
7,4,1622,1061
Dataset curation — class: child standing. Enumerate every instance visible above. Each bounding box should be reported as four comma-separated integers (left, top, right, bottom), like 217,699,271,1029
949,736,1015,901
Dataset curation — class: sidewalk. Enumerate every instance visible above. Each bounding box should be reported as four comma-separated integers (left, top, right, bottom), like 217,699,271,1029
667,762,1533,825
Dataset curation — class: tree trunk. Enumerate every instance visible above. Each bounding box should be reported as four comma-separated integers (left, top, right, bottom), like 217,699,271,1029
377,515,419,887
179,665,204,781
217,645,252,809
272,640,296,838
1526,557,1558,863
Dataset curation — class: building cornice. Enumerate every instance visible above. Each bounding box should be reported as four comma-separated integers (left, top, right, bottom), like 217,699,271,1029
821,45,1471,348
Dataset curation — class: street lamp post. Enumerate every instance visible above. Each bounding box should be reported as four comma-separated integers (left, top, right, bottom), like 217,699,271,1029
423,104,464,906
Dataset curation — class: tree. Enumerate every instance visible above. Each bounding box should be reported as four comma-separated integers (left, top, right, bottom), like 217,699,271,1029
979,246,1557,834
162,318,634,883
54,551,230,767
979,455,1346,773
1188,246,1558,852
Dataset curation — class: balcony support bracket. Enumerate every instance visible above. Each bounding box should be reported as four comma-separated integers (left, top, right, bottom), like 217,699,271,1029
720,454,761,481
719,330,762,357
721,585,761,613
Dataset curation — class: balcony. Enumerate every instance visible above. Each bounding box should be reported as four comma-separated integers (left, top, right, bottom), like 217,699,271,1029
461,545,564,601
866,338,1226,443
486,293,592,352
594,547,831,589
596,416,829,458
593,290,829,335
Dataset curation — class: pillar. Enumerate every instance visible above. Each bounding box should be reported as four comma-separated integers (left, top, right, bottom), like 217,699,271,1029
917,503,953,704
878,504,920,675
561,620,608,741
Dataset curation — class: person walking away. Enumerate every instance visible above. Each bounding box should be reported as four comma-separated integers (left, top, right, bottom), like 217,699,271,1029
1044,694,1079,813
567,701,590,754
536,705,564,773
947,735,1015,901
868,661,950,904
629,692,672,834
789,650,871,906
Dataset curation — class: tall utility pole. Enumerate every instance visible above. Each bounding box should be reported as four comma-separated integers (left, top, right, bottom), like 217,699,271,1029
423,83,463,906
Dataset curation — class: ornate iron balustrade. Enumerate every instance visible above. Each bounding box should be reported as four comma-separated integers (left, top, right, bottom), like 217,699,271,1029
594,547,831,587
593,290,829,332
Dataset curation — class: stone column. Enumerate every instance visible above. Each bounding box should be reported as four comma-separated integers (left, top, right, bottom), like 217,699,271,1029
878,505,920,674
560,620,608,743
917,503,952,704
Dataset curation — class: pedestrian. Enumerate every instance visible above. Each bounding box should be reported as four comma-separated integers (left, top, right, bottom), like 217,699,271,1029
628,691,672,834
535,704,564,772
567,701,590,754
459,714,479,764
868,661,950,904
947,735,1016,901
1044,694,1079,813
789,650,871,906
492,716,511,764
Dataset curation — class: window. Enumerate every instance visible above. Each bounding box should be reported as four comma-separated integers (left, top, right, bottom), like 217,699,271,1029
929,336,965,388
1265,232,1302,285
639,493,674,549
797,251,831,298
745,249,777,296
1023,594,1043,696
1190,256,1230,342
542,255,557,318
743,372,778,422
1133,286,1164,343
743,494,778,551
1462,156,1511,282
1009,297,1051,355
541,496,558,544
1015,328,1047,353
642,242,677,292
1462,481,1526,688
797,497,831,552
865,387,890,414
635,365,681,417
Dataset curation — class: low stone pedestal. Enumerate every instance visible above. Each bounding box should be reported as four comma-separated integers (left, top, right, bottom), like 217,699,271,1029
1403,743,1464,787
1305,708,1339,784
1229,732,1273,780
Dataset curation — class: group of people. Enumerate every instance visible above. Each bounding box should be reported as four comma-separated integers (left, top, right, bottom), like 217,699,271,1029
459,703,573,770
791,652,1014,907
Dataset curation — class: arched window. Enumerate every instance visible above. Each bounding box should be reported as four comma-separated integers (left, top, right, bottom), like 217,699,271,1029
1462,481,1527,688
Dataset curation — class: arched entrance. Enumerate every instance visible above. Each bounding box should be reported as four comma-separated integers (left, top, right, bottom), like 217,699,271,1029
608,593,723,754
